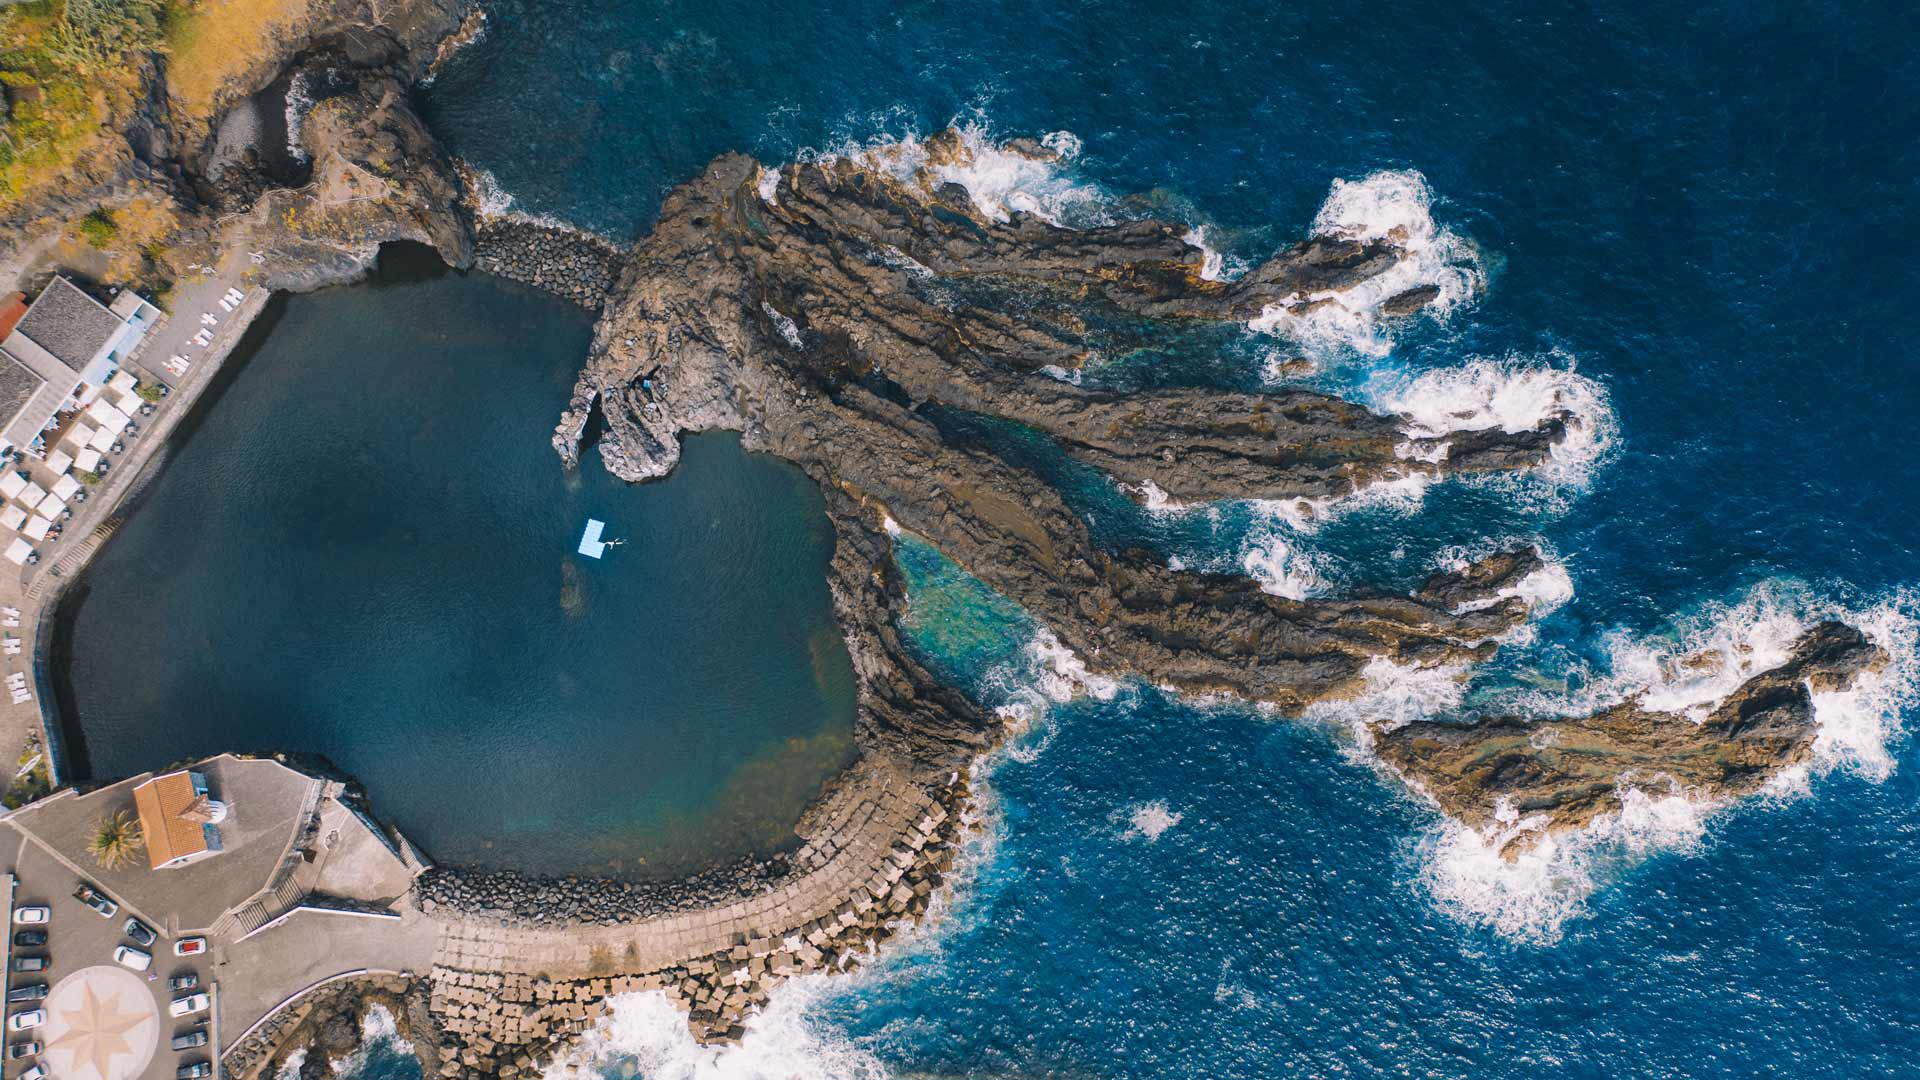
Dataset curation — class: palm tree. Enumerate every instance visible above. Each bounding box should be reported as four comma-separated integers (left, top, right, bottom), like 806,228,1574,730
88,810,144,870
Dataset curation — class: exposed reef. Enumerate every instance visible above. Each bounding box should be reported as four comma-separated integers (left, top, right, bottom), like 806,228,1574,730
556,136,1565,750
1375,621,1887,855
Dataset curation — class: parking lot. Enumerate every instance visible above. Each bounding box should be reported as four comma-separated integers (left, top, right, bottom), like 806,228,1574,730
0,833,215,1080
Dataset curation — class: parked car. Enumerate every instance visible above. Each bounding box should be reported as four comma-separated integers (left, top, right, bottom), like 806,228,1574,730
112,946,151,972
169,1031,208,1051
6,1042,39,1060
6,986,46,1005
173,937,206,957
176,1063,211,1080
11,931,44,948
9,958,46,974
5,1012,42,1033
72,885,115,919
168,993,208,1018
11,907,47,926
18,1062,44,1080
168,973,198,992
123,918,155,948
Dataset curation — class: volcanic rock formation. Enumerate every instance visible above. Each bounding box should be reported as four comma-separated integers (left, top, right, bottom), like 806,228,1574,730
555,130,1883,855
1375,621,1886,854
554,134,1559,757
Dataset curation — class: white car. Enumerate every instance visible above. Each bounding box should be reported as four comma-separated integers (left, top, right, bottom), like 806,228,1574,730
167,993,208,1019
6,1011,43,1032
111,946,151,972
19,1064,44,1080
10,907,47,926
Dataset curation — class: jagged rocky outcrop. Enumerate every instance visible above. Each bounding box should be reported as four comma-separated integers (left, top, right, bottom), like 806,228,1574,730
1375,622,1887,855
554,132,1567,770
211,43,475,293
555,131,1884,866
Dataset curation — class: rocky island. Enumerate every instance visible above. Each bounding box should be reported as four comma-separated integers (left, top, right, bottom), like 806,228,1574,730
0,0,1891,1076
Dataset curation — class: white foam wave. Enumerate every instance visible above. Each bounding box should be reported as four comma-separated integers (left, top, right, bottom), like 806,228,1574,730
756,164,781,206
546,982,887,1080
1249,170,1483,357
1435,542,1574,623
1303,655,1472,747
1375,353,1618,498
1120,800,1184,842
325,1004,412,1077
1419,785,1711,944
1240,529,1329,600
1182,226,1227,282
1021,628,1122,704
804,121,1107,228
1408,581,1918,943
1248,472,1434,534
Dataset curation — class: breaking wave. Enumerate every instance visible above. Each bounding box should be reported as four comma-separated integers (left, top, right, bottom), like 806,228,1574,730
1375,352,1619,504
1249,169,1484,357
1119,800,1185,841
542,981,888,1080
1240,528,1331,600
801,121,1108,228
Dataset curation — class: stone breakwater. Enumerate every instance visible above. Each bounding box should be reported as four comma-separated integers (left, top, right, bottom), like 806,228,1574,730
418,854,796,927
473,217,625,309
421,757,971,1068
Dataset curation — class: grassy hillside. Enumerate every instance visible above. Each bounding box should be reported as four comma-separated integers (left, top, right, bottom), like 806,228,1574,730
0,0,315,216
0,0,160,210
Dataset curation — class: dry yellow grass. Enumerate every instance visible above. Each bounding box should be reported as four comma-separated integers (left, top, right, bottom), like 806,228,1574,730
161,0,313,119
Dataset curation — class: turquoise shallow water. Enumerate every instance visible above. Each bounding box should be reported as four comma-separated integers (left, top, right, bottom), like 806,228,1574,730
55,249,857,879
412,0,1920,1076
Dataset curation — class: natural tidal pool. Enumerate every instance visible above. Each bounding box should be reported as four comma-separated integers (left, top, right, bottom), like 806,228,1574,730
54,246,857,879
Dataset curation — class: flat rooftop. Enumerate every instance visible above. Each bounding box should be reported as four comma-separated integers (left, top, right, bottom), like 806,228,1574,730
14,277,121,373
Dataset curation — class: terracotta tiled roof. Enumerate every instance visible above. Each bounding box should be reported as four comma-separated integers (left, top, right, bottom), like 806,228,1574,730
132,771,207,868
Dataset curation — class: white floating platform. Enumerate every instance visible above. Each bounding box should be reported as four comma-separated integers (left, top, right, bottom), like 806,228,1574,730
578,518,607,559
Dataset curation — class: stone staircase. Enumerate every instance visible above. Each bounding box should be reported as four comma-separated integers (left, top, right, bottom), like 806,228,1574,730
215,874,307,940
26,518,118,600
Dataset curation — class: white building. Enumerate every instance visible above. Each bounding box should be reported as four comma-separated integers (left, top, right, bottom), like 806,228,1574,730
0,276,159,454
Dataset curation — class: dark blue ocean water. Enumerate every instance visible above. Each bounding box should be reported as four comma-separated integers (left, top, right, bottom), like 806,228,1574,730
424,2,1920,1075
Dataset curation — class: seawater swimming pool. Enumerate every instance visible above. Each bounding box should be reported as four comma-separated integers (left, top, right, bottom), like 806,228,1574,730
53,247,858,880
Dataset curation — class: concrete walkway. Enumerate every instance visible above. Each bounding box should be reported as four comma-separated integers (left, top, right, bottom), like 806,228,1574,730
6,252,270,787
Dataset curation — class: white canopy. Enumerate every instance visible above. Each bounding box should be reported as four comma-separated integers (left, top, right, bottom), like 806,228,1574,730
21,515,50,541
108,370,138,396
35,496,64,519
49,475,79,502
0,473,23,500
73,448,101,473
64,423,97,452
85,399,131,433
44,448,71,475
87,426,117,453
0,506,24,532
18,482,44,507
3,539,30,566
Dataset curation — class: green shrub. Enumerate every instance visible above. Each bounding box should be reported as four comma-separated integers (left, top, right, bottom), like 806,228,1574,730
78,206,116,247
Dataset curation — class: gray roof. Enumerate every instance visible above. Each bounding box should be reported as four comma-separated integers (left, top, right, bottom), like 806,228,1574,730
15,277,121,373
0,350,43,423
